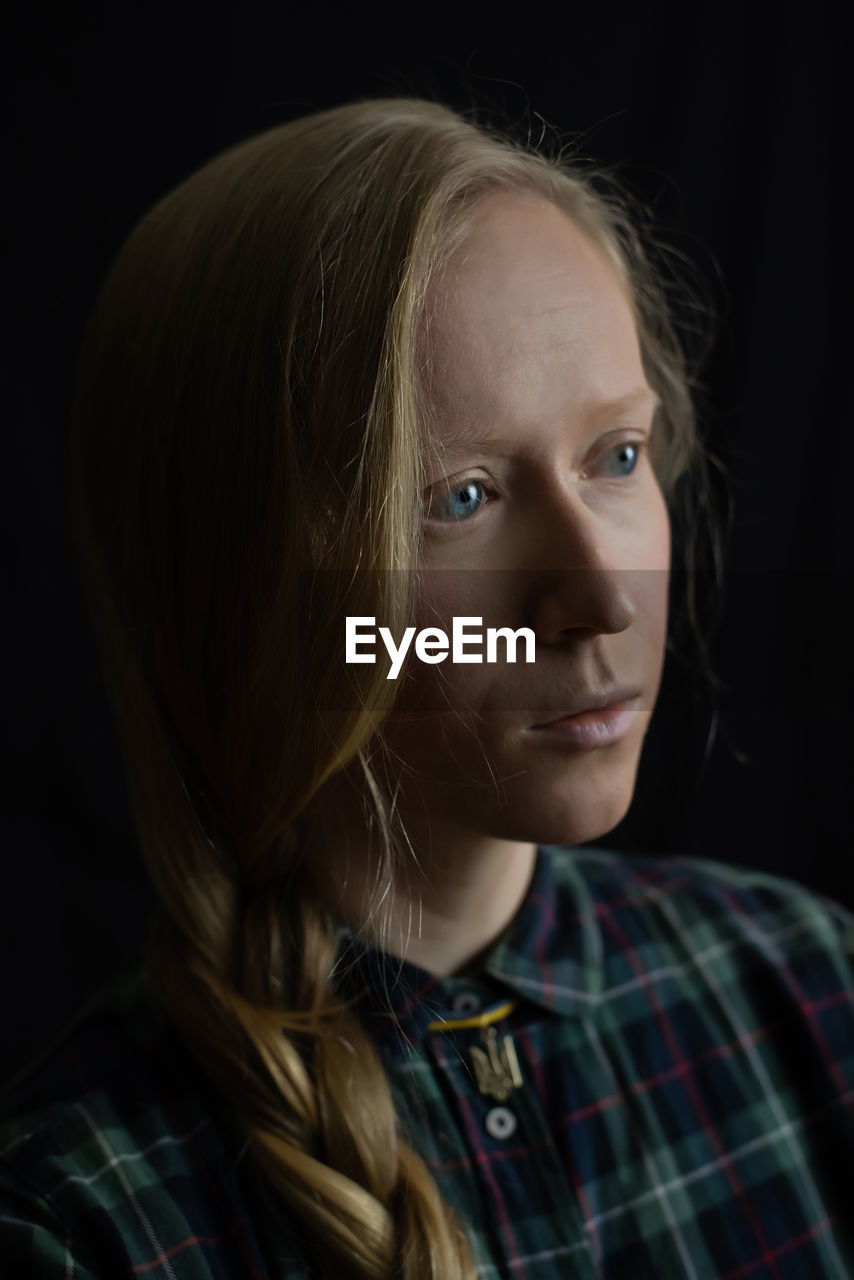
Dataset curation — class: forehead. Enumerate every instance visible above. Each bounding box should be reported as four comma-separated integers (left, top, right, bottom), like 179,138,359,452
423,190,648,452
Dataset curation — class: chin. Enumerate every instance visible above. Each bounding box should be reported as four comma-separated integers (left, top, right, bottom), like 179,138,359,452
535,802,630,848
485,801,631,849
488,747,641,847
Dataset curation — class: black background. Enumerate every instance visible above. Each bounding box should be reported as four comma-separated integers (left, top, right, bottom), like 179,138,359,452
4,1,852,1080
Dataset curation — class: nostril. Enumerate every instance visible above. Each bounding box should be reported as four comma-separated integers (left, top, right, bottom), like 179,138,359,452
530,569,637,643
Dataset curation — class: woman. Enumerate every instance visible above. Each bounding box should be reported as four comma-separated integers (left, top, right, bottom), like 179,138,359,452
1,98,852,1279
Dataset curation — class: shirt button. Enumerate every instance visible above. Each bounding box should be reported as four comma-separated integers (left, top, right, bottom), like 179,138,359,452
484,1106,517,1141
452,991,481,1015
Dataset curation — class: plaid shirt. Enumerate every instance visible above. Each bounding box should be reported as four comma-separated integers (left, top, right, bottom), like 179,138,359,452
2,845,854,1278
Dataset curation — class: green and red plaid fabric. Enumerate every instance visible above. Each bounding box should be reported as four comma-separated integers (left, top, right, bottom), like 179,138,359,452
2,845,854,1277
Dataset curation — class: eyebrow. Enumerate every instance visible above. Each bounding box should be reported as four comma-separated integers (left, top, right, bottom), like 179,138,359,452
428,386,661,459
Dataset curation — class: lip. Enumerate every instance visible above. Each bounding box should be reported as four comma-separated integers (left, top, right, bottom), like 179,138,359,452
526,690,642,749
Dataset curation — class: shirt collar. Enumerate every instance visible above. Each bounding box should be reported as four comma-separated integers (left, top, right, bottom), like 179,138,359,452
332,844,604,1053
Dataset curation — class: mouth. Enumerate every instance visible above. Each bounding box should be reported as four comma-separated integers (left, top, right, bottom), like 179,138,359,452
526,690,642,749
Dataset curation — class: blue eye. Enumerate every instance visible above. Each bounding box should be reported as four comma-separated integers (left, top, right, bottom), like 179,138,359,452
428,479,489,522
599,442,640,477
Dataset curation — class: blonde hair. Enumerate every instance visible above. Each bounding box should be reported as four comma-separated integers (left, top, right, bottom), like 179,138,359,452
71,98,701,1278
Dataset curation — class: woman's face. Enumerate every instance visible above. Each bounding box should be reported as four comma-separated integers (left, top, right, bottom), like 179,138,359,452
379,189,671,851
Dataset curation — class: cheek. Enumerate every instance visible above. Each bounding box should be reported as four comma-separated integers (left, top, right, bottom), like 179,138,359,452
643,571,671,694
653,495,672,636
376,599,504,778
656,492,672,572
636,475,671,572
625,519,671,686
634,483,671,646
394,573,512,713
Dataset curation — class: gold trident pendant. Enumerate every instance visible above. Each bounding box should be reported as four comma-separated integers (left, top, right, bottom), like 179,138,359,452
470,1025,524,1102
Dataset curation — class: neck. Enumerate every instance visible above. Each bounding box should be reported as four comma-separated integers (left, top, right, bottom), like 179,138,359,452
302,776,537,977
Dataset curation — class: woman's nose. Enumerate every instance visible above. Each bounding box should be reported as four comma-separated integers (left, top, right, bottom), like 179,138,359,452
532,568,637,643
524,493,638,642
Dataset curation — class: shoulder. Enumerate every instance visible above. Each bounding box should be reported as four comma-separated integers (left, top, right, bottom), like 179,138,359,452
0,968,306,1277
552,842,854,951
545,844,854,1018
